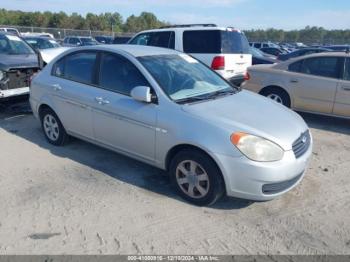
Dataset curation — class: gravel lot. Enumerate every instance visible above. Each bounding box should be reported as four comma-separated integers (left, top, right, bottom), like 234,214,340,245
0,99,350,255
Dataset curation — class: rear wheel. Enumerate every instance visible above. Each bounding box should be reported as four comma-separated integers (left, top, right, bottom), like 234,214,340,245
40,108,68,146
260,87,291,108
169,150,225,206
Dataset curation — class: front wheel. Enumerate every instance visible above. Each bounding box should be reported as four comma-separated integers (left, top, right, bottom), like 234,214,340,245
40,108,68,146
169,150,225,206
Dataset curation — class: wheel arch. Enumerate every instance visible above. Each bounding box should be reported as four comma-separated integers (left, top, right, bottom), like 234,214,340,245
259,85,293,107
165,144,226,190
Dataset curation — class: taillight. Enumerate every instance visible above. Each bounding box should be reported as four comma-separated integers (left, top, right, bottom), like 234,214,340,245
211,56,225,70
244,71,250,81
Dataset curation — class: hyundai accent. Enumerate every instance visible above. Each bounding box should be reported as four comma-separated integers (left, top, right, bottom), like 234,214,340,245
30,45,312,206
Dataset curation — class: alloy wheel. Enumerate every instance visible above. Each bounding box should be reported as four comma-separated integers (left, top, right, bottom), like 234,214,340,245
176,160,210,199
43,114,60,141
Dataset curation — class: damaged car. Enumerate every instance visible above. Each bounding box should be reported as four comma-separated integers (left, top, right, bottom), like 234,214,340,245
0,32,40,100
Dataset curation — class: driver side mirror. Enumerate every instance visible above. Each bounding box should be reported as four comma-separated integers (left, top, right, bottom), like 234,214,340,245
130,86,153,103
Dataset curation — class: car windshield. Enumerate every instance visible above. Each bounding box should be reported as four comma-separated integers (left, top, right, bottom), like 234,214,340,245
0,34,34,55
138,54,237,103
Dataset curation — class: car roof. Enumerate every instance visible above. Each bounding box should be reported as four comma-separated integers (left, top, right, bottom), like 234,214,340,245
65,44,181,58
273,51,350,70
134,26,242,34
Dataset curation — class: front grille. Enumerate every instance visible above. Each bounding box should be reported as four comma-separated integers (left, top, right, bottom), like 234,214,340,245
5,68,38,90
292,130,311,159
262,173,303,195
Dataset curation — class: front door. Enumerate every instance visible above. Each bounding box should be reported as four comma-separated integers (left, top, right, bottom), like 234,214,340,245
92,52,157,162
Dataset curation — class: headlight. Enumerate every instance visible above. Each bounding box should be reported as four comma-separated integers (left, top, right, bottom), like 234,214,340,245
0,70,4,81
231,132,284,162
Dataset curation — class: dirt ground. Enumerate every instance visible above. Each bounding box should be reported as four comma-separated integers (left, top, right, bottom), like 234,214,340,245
0,100,349,255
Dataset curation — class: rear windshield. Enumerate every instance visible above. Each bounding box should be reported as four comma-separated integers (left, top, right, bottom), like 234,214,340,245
183,30,250,54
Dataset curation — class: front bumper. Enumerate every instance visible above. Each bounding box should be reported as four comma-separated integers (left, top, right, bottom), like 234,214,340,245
213,137,313,201
0,87,29,99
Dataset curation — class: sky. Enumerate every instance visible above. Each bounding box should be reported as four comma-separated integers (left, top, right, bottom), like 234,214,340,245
2,0,350,30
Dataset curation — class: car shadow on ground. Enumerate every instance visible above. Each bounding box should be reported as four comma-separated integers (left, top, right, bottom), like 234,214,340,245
0,99,252,210
299,112,350,135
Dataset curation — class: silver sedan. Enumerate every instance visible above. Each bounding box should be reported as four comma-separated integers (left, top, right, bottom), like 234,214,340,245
30,45,312,206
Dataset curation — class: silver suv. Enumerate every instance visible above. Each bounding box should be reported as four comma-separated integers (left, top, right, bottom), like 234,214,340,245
30,45,312,206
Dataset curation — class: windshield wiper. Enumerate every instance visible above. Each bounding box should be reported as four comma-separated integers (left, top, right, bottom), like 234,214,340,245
176,96,209,104
203,89,236,99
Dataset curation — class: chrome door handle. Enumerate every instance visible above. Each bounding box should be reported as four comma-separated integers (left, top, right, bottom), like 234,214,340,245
342,86,350,91
95,97,103,103
95,97,109,105
52,84,62,91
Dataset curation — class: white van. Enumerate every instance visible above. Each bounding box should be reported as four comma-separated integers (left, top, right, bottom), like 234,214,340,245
128,24,252,85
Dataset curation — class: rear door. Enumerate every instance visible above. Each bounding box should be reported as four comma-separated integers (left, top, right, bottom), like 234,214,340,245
50,51,98,139
286,56,341,113
333,58,350,117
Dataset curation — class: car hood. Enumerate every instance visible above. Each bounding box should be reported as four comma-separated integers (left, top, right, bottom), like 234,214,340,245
181,90,308,150
0,53,39,70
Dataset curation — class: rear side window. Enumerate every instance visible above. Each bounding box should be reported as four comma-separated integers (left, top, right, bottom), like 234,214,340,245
98,52,149,96
300,57,341,79
130,31,175,49
183,30,221,53
183,30,250,54
52,52,97,85
288,60,303,72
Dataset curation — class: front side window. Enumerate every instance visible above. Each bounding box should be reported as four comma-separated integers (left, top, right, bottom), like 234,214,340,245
301,57,341,79
52,51,97,85
130,31,174,49
69,38,80,45
138,54,236,102
99,52,149,95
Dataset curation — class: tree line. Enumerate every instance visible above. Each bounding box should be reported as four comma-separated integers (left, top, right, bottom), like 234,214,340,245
1,9,349,44
245,26,350,45
0,9,168,33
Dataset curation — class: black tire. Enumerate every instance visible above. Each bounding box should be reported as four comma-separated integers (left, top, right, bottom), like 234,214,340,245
40,107,68,146
260,87,291,108
169,149,225,206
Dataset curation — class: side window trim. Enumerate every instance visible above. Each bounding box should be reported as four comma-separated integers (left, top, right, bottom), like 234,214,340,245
51,50,99,87
96,51,153,97
299,56,343,79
